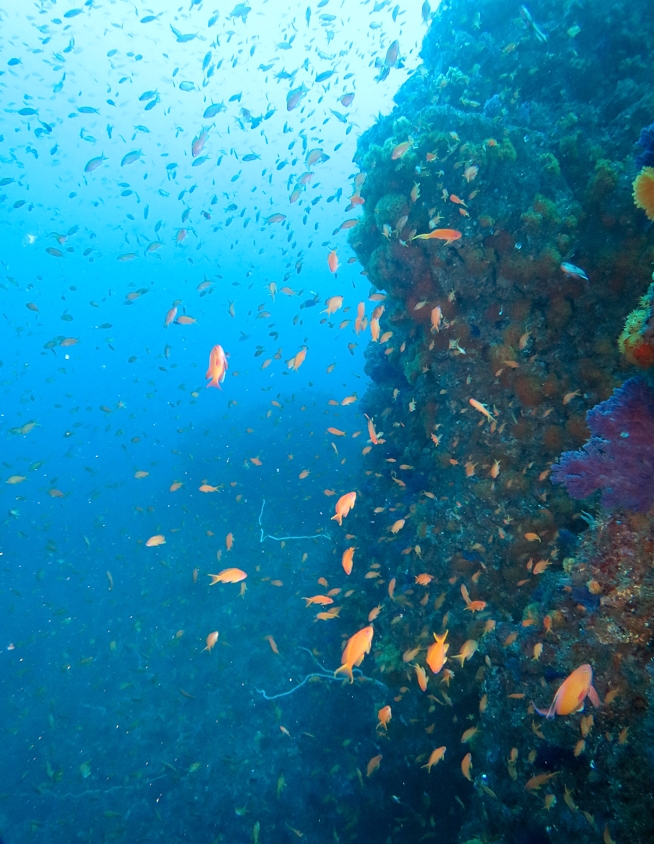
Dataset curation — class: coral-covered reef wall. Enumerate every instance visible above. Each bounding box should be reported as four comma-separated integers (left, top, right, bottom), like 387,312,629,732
343,1,654,842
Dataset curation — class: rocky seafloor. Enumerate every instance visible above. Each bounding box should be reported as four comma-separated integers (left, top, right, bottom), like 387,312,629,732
340,0,654,842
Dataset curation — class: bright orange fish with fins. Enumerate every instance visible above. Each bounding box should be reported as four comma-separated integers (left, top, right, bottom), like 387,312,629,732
205,344,228,389
334,625,373,683
534,664,601,719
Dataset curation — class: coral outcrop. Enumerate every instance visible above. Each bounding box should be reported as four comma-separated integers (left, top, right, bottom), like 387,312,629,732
342,1,654,842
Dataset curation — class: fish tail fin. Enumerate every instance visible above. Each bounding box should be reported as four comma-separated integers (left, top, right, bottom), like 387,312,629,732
532,700,555,719
334,663,353,683
588,685,601,709
452,654,466,666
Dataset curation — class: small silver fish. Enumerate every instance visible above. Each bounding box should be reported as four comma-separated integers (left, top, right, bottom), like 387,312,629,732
560,262,589,281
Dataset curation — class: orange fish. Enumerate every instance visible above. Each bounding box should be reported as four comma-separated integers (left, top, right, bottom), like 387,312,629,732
205,344,228,389
468,398,494,423
316,607,341,620
334,625,374,683
225,532,234,551
452,639,478,666
414,663,428,692
204,631,219,652
165,306,178,326
331,491,356,526
265,635,279,654
391,138,413,159
461,584,486,612
303,595,334,606
422,746,446,772
534,664,601,719
207,568,247,584
525,771,559,792
415,573,433,586
461,752,473,781
354,302,366,334
426,631,449,674
366,754,382,777
365,414,383,445
322,295,343,315
327,427,346,436
176,315,197,325
412,228,462,244
368,605,382,622
199,484,219,493
288,348,307,371
342,546,355,575
327,249,339,274
145,534,166,547
377,705,392,730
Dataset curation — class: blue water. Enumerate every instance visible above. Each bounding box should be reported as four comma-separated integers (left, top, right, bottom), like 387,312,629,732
0,2,430,841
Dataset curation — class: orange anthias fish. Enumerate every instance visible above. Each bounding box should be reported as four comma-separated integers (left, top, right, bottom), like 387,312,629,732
331,491,357,526
323,295,343,315
366,754,382,777
534,664,601,719
264,635,279,654
415,573,433,586
365,414,383,445
145,534,166,547
426,631,449,674
377,705,392,730
414,663,428,692
430,305,442,333
207,568,247,584
422,746,446,772
412,228,462,245
342,546,355,575
452,639,478,666
334,625,374,683
391,138,413,159
205,344,229,389
204,631,219,652
303,595,334,606
328,249,339,273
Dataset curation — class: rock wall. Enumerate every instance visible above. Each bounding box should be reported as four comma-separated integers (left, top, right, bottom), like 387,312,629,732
344,1,654,841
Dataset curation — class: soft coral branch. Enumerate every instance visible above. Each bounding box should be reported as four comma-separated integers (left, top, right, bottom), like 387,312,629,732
551,378,654,513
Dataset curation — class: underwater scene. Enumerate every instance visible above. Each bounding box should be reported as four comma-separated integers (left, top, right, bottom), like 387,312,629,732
1,0,654,842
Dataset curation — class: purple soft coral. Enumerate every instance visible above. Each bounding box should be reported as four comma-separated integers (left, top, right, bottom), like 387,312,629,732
551,377,654,513
635,121,654,169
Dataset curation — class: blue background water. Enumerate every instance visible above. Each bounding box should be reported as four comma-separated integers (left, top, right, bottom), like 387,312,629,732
0,1,427,841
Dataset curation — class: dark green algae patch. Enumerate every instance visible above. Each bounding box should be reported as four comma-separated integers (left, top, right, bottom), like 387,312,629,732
340,1,654,843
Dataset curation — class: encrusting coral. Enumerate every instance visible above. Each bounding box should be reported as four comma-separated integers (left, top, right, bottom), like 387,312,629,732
619,279,654,368
633,166,654,220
